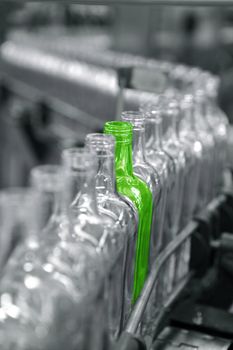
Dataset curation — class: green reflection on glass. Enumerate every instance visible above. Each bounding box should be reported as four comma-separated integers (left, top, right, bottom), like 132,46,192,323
104,121,153,303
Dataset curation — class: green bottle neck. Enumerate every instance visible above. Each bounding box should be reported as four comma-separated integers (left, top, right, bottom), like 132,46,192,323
115,140,134,177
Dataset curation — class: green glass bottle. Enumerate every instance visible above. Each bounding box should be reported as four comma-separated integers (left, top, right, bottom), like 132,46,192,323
104,121,153,303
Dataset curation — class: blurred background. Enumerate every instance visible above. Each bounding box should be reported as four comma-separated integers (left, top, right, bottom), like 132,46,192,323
1,2,233,188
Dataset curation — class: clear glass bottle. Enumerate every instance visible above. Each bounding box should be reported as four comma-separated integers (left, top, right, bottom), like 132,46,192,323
193,88,216,207
85,133,138,327
64,148,125,341
30,165,63,231
142,102,176,298
104,121,153,304
203,74,228,195
162,96,186,235
0,163,108,350
121,111,166,328
180,94,203,220
4,166,64,277
170,94,203,282
0,245,106,350
162,96,189,285
0,188,39,271
121,111,164,264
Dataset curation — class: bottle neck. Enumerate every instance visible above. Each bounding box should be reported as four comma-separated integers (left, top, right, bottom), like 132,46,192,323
145,119,163,149
115,140,134,177
104,121,134,177
45,169,85,224
182,105,196,131
96,154,116,196
194,98,208,129
132,126,147,163
165,109,180,142
71,168,99,215
173,114,180,140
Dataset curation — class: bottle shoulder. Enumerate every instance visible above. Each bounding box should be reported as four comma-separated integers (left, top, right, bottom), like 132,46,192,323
146,148,171,170
97,193,135,230
133,163,160,198
116,174,153,211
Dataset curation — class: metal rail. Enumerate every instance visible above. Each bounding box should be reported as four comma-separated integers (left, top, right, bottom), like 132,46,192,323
124,193,228,337
1,73,103,130
125,220,198,335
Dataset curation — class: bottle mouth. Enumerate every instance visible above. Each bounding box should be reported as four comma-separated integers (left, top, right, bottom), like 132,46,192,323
85,133,115,156
30,165,62,192
166,98,180,115
181,94,194,109
121,111,145,129
62,147,97,171
0,187,37,217
0,187,35,203
194,88,206,103
140,102,162,123
104,121,132,143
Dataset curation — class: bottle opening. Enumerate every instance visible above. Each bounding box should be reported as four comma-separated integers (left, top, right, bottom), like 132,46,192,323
85,133,115,156
181,94,194,109
194,88,206,103
0,188,35,206
121,111,145,129
166,98,180,116
141,104,162,124
62,147,97,171
30,165,62,192
104,121,132,143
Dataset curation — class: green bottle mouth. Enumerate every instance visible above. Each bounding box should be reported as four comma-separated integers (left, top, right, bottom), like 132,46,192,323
104,121,132,144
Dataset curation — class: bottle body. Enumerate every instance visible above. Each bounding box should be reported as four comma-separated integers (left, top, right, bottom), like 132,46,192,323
121,111,164,267
180,95,203,223
104,121,153,304
204,76,228,195
116,175,152,303
144,110,175,299
85,133,138,328
63,148,124,341
194,92,216,209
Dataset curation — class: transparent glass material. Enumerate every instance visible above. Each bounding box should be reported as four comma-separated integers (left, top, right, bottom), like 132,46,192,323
85,133,138,327
141,102,176,299
161,96,186,235
0,247,106,350
104,121,153,304
5,166,64,277
64,148,125,341
161,96,190,286
180,95,203,221
0,162,108,350
0,188,39,271
30,165,63,231
202,74,228,195
193,88,216,208
121,111,164,265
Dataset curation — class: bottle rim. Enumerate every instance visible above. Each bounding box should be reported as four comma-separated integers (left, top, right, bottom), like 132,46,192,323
121,111,145,128
62,147,97,171
104,121,132,142
0,187,37,213
85,133,115,155
30,165,62,191
181,94,194,109
85,133,115,146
